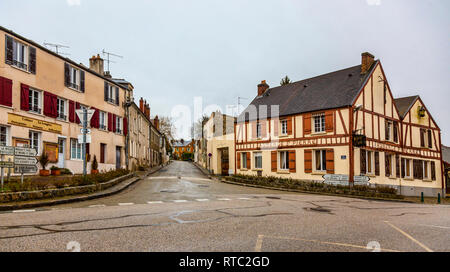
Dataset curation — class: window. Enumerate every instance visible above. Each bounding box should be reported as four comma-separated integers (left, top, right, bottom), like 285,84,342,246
99,111,107,130
29,131,40,153
254,152,262,169
280,151,289,170
57,98,66,120
242,152,248,169
0,126,8,146
105,83,118,104
366,151,374,174
115,116,122,134
100,143,106,163
281,120,288,135
423,161,430,180
71,138,82,160
256,122,261,138
420,129,432,148
313,113,325,133
404,158,412,178
386,121,392,141
68,66,79,90
386,153,394,177
12,39,28,70
28,88,41,114
314,150,327,172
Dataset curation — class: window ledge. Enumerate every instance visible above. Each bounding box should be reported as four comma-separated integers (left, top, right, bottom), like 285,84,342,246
10,64,31,74
312,131,327,136
403,177,414,181
0,104,13,110
422,179,433,182
67,86,82,93
252,168,263,171
312,171,326,175
277,170,290,174
239,168,248,171
106,101,118,106
278,134,289,138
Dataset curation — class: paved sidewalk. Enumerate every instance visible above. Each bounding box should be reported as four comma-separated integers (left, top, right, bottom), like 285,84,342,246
0,163,170,211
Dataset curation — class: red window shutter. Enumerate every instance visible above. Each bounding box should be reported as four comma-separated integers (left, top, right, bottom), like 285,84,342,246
271,151,277,172
112,114,117,132
287,117,293,135
0,77,12,107
20,84,30,111
68,100,75,122
90,107,96,128
303,114,311,135
326,149,335,174
374,151,380,176
108,113,113,131
431,161,436,181
43,92,51,117
52,94,58,118
237,152,241,169
289,150,296,173
325,111,334,132
75,102,81,123
123,117,128,136
304,149,312,173
246,152,250,169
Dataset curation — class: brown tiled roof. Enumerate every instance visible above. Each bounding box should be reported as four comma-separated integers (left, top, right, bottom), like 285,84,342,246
238,61,377,122
394,95,419,119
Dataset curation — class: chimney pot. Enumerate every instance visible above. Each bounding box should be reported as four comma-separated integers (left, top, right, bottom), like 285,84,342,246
257,80,269,96
89,54,104,75
361,52,375,74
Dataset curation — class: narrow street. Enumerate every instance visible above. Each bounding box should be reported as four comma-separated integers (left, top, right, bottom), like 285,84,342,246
0,161,449,252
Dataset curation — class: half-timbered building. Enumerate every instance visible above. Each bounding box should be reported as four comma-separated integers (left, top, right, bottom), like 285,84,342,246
235,52,444,197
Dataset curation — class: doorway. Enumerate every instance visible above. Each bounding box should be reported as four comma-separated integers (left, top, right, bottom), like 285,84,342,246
116,146,121,169
57,138,65,169
220,148,229,176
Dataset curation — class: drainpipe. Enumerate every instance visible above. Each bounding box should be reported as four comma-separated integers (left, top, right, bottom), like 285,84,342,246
124,94,131,171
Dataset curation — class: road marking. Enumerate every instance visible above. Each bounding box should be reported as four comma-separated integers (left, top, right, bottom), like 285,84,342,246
147,201,164,204
384,221,433,252
196,199,209,202
173,200,188,203
417,224,450,230
265,235,399,252
12,209,36,213
89,204,106,208
238,197,251,200
118,203,134,206
217,198,231,201
255,235,264,252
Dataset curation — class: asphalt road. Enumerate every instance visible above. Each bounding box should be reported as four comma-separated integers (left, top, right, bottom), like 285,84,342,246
0,161,449,252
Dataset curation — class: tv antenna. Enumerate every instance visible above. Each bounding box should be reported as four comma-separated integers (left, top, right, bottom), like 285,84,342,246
44,42,70,56
102,49,123,73
236,96,248,116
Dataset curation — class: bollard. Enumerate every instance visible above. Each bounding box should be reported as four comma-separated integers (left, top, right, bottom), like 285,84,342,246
421,192,424,203
438,193,441,204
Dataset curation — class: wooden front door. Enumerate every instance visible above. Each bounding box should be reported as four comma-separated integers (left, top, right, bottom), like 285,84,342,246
220,148,229,176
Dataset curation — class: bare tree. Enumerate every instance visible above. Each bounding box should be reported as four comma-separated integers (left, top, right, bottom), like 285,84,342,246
159,116,176,140
193,114,209,140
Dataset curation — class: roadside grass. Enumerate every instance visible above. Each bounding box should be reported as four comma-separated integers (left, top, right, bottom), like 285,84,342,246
0,169,130,193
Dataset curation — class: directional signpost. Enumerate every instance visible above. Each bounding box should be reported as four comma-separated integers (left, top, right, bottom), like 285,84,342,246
323,174,371,186
0,146,38,190
76,108,95,176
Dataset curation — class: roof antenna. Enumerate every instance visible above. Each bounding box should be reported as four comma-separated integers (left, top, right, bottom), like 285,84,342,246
102,49,123,74
44,42,70,56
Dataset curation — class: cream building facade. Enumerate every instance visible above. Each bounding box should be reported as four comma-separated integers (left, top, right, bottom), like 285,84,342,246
0,26,129,174
235,52,444,197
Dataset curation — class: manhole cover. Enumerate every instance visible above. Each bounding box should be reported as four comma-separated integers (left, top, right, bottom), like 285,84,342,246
160,189,179,193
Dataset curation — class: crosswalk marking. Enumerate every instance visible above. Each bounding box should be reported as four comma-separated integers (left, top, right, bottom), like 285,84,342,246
173,200,188,203
118,203,134,206
12,209,36,213
217,198,231,201
238,197,251,200
147,201,164,204
196,199,209,202
89,204,106,208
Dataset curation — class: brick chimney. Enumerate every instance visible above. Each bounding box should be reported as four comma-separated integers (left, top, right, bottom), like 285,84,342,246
154,115,159,130
257,80,269,96
145,102,150,119
361,52,375,74
89,54,104,75
139,98,144,112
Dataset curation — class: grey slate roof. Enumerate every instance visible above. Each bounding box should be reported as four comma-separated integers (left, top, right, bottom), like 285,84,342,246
442,145,450,164
238,62,377,122
173,140,192,147
394,95,419,119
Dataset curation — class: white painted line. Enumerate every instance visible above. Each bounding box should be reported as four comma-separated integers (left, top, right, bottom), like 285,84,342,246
147,201,164,204
89,204,106,208
255,235,264,252
238,197,251,200
384,221,433,252
118,203,134,206
173,200,188,203
417,224,450,230
196,199,209,202
217,198,231,201
12,209,36,213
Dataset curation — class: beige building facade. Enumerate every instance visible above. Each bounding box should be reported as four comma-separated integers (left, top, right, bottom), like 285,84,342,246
0,26,129,174
235,52,444,197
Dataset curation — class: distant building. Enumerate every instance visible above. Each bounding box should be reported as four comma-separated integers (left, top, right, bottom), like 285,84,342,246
173,140,193,160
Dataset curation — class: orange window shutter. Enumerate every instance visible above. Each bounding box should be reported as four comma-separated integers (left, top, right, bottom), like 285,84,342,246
246,152,251,169
304,149,312,173
271,151,277,172
303,114,311,135
237,152,241,169
287,117,293,135
325,111,334,132
326,149,335,174
289,150,296,173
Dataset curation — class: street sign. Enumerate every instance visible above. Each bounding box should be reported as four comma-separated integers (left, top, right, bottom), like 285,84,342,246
354,175,370,183
78,134,91,144
0,146,15,155
352,134,367,147
323,174,370,186
14,156,38,165
80,128,91,134
0,161,14,168
76,109,95,123
14,165,38,173
323,174,349,182
14,147,37,157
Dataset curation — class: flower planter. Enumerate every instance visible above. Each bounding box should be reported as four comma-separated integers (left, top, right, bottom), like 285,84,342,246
39,169,50,176
51,169,61,176
91,169,99,175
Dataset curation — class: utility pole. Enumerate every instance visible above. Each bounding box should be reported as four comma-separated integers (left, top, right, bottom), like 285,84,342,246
82,108,87,176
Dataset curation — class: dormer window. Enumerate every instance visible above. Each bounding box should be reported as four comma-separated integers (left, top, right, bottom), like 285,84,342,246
5,35,36,74
104,82,119,105
64,63,85,92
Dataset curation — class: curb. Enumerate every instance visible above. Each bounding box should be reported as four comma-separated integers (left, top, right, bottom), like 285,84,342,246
0,164,168,211
192,162,214,178
219,179,416,204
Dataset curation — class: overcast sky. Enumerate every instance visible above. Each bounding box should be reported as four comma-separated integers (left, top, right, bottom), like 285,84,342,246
1,0,449,143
